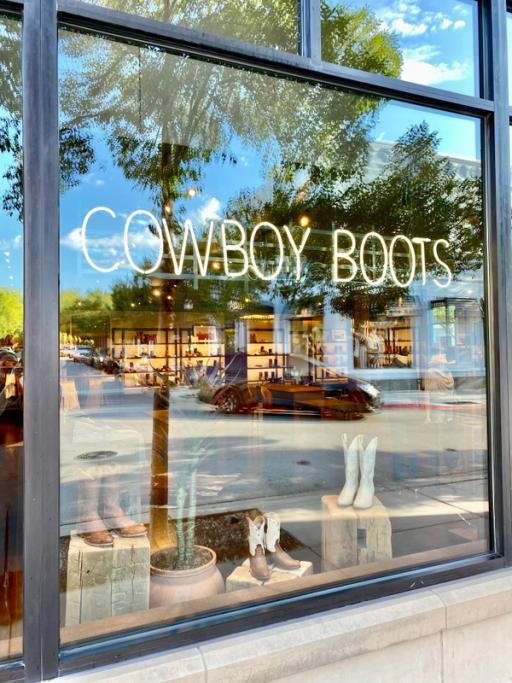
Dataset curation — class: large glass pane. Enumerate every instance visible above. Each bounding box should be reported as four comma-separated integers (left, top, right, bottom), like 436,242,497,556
507,14,512,104
81,0,299,53
322,0,479,96
0,14,23,660
59,28,489,645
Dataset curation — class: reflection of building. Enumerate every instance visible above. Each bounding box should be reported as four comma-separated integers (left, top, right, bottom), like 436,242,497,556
367,140,481,180
102,275,484,392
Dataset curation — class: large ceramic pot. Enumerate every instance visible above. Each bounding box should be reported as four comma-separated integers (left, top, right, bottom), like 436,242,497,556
150,545,225,607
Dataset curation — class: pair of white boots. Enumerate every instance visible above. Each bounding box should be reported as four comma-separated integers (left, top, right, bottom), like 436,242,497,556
337,434,378,510
247,512,300,581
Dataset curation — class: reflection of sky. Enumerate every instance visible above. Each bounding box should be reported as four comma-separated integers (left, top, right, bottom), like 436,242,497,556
0,113,22,292
326,0,478,96
58,96,481,295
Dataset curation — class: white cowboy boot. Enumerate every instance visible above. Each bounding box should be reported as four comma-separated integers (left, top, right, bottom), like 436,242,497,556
337,434,362,507
265,512,300,571
353,436,378,509
247,514,270,580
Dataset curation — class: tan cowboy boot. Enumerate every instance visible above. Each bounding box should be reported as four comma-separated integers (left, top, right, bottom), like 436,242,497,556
247,515,270,580
77,474,114,547
265,512,300,571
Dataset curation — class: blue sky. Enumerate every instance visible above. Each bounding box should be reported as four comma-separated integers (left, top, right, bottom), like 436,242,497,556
0,98,480,294
55,96,480,296
327,0,479,96
0,1,482,295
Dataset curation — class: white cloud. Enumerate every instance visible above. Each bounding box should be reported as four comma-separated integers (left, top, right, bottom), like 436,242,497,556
198,197,222,222
61,225,160,254
453,19,466,30
403,45,440,62
402,57,469,86
439,18,453,30
0,234,22,252
390,17,428,37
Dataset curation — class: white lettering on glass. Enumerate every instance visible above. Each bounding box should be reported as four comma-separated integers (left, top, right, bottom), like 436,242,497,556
433,239,453,288
389,235,416,288
81,206,121,273
412,237,431,285
79,207,454,288
249,222,285,281
283,225,311,281
124,210,164,275
221,220,249,277
359,231,388,286
332,229,357,283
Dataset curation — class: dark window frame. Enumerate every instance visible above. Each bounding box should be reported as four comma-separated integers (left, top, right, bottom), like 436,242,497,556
0,0,508,680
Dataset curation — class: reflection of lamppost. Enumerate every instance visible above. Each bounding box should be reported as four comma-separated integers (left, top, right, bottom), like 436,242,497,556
68,301,82,341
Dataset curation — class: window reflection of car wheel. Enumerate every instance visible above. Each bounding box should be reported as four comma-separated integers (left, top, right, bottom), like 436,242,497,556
216,389,240,414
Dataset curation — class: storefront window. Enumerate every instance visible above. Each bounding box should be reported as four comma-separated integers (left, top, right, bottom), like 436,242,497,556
80,0,299,53
322,0,479,96
58,28,489,645
0,14,23,660
507,13,512,104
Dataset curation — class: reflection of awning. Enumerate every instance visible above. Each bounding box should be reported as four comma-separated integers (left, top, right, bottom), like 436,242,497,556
238,302,275,319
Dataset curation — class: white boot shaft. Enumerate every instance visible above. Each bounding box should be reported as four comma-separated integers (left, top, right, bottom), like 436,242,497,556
337,434,362,507
264,512,280,552
247,515,266,556
353,437,378,509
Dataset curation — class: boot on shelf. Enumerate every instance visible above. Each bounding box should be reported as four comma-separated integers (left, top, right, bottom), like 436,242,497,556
77,473,113,547
100,473,147,538
353,436,378,509
247,514,270,581
337,434,362,507
265,513,300,571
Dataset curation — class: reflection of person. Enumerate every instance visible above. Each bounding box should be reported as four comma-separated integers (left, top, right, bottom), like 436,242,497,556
424,345,455,423
73,420,147,547
353,332,367,368
367,329,383,368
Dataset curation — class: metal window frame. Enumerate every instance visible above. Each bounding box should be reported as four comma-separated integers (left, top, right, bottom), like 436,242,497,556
2,0,509,680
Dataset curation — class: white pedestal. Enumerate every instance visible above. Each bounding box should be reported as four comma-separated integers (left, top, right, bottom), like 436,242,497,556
64,533,150,626
322,495,392,571
226,559,313,592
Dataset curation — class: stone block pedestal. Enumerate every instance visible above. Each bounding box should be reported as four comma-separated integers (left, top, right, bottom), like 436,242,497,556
226,559,313,592
64,532,150,626
322,495,392,571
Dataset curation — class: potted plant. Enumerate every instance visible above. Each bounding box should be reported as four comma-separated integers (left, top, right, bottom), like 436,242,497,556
149,375,225,607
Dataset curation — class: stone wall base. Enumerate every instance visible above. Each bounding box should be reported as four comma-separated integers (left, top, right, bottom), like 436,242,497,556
58,568,512,683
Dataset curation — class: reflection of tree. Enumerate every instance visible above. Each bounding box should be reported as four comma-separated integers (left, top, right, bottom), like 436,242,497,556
226,123,483,319
0,288,22,345
56,7,401,554
60,289,112,341
322,2,402,75
0,5,403,554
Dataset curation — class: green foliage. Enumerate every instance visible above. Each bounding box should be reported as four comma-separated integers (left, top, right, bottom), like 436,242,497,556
0,287,22,343
322,2,402,77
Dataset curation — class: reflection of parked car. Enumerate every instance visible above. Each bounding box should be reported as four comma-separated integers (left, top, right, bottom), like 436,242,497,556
198,353,382,417
72,346,93,363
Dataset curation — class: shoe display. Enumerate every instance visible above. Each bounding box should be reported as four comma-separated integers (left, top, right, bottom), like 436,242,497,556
353,437,378,509
79,530,114,547
265,512,300,571
337,434,362,507
115,523,147,538
247,514,270,580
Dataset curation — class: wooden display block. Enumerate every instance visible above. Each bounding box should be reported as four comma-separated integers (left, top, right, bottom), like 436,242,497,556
60,379,80,411
64,533,150,626
226,559,313,592
322,495,392,571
